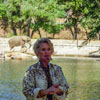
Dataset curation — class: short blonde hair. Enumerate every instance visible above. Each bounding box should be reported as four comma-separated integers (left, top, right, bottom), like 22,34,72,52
33,38,54,57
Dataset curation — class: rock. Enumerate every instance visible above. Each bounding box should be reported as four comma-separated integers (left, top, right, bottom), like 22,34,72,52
10,56,22,60
0,51,5,58
32,56,37,60
20,47,27,53
6,53,12,57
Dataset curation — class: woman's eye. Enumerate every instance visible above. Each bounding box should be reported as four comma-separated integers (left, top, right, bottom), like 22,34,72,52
48,48,51,51
42,48,45,51
41,48,51,51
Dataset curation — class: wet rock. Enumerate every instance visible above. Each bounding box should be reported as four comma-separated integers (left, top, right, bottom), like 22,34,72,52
0,51,5,58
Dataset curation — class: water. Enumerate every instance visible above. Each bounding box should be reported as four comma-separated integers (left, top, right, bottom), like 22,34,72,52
0,57,100,100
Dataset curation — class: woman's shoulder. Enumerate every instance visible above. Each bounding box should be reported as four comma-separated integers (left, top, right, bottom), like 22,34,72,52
26,63,38,72
51,63,62,70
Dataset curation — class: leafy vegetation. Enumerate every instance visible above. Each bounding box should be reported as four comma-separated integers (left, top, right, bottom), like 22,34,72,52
0,0,100,40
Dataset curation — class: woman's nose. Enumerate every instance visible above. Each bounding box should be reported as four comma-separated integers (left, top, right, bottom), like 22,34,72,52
45,50,49,53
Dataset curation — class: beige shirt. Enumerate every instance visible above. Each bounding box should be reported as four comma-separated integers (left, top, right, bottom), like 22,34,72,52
22,62,69,100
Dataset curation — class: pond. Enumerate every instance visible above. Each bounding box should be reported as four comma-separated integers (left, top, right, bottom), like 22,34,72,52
0,57,100,100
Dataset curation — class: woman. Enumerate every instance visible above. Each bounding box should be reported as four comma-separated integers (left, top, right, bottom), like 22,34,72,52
22,38,69,100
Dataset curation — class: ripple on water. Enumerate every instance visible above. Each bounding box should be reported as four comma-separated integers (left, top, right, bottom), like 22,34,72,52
68,81,100,100
1,57,100,100
0,81,25,100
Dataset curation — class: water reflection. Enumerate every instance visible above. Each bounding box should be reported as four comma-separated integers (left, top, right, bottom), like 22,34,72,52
0,59,34,100
0,57,100,100
52,58,100,100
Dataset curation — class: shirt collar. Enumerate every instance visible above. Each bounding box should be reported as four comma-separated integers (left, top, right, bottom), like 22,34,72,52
38,61,52,69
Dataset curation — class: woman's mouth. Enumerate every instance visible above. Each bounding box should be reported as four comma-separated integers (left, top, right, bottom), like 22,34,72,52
45,55,50,60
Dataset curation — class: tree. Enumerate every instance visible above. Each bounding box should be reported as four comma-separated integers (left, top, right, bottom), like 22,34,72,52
6,0,23,36
63,0,85,40
0,0,8,35
58,0,100,41
1,0,100,40
80,0,100,40
0,0,66,38
21,0,66,38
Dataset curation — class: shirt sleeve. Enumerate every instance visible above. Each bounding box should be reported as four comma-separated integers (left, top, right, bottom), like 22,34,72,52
54,65,69,100
22,68,45,100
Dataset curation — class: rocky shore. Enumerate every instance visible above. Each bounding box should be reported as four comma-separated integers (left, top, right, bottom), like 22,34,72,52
0,37,100,60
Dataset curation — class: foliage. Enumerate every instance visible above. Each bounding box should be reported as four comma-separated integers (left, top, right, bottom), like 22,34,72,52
80,0,100,39
63,0,85,39
0,0,66,38
0,0,100,40
0,1,8,32
62,0,100,40
20,0,66,37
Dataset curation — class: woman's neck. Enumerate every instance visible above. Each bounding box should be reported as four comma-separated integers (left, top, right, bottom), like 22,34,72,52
40,60,49,68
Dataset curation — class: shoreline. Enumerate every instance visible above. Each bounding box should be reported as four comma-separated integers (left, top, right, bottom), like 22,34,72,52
0,37,100,60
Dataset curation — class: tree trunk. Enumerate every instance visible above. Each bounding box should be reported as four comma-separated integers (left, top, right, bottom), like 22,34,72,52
69,27,74,39
31,29,41,38
85,29,88,39
98,31,100,40
31,29,35,38
74,24,77,40
11,20,17,35
19,21,22,35
65,19,74,39
52,34,55,38
37,29,41,38
27,18,31,37
12,28,17,36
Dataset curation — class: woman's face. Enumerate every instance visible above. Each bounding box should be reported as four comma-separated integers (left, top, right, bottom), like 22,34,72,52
38,43,52,62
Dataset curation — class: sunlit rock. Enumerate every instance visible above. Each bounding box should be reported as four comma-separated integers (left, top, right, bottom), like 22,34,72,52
32,56,37,60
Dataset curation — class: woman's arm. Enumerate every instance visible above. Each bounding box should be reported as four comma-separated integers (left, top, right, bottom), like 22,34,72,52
54,65,69,99
22,68,46,100
38,84,61,96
